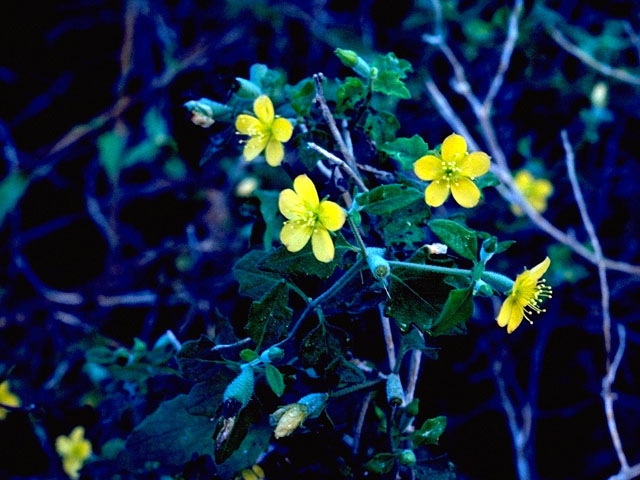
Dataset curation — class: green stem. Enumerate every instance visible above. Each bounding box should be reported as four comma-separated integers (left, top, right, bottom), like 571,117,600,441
347,215,368,257
330,379,383,398
387,261,514,291
287,282,311,304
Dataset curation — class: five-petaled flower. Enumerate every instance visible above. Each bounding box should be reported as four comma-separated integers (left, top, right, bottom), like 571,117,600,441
0,380,20,420
414,133,490,208
55,426,92,479
511,169,553,216
497,257,552,334
278,174,346,263
235,95,293,167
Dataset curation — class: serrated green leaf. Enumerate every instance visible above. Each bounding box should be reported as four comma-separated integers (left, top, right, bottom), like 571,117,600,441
336,77,367,115
373,70,411,99
246,281,292,350
413,416,447,446
372,52,413,78
380,135,430,170
176,335,231,383
364,111,400,145
428,219,478,261
259,233,351,280
356,184,423,215
365,452,396,474
300,323,341,369
288,78,315,117
254,190,281,250
431,286,474,336
264,363,285,397
233,250,282,300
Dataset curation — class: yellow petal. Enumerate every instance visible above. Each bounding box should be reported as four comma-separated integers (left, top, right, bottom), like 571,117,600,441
533,179,553,198
496,296,524,333
451,176,481,208
424,180,450,207
272,117,293,142
70,426,85,442
459,151,490,178
527,256,550,281
253,95,274,124
318,200,345,231
63,457,82,479
414,155,444,181
56,436,72,456
312,227,334,263
280,221,312,252
235,114,263,136
241,470,259,480
514,170,534,190
279,189,305,220
293,174,319,208
265,137,284,166
441,133,467,162
243,135,269,162
252,465,265,478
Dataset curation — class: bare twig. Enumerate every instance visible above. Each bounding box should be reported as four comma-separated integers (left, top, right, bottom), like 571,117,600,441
549,29,640,86
307,141,369,192
405,349,422,406
608,462,640,480
379,304,396,371
353,391,373,455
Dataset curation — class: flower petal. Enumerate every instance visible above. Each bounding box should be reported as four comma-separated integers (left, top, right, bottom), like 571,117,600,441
424,180,450,207
243,135,269,162
459,151,490,178
514,170,534,190
55,436,72,456
272,117,293,142
496,296,524,333
253,95,274,124
451,176,481,208
507,302,525,334
318,200,345,231
280,221,312,252
265,137,284,166
414,155,444,181
279,189,305,220
235,114,263,135
293,174,319,209
441,133,467,162
70,427,85,442
312,227,334,263
533,179,553,198
527,256,550,281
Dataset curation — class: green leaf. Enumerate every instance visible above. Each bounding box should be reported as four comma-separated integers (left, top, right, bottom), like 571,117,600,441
496,240,516,254
300,323,341,369
356,184,423,215
428,219,478,261
0,171,29,227
249,64,287,101
373,69,411,99
288,78,315,117
372,52,413,79
264,363,285,397
431,286,475,336
215,403,263,464
336,77,367,115
246,281,292,350
254,190,281,250
364,111,400,145
122,392,217,469
239,349,259,362
379,135,430,170
413,416,447,446
365,452,396,474
260,233,351,280
398,328,439,363
142,107,170,146
97,130,126,182
475,172,500,190
233,250,282,300
176,335,231,383
215,423,272,479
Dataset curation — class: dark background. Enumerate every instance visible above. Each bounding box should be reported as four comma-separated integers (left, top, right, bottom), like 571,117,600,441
1,0,639,479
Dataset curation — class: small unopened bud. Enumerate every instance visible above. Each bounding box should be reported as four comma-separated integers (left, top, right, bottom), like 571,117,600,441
184,98,231,127
260,346,284,363
366,247,390,281
334,48,372,78
398,449,417,467
236,177,259,197
426,243,447,255
590,82,608,109
386,373,405,406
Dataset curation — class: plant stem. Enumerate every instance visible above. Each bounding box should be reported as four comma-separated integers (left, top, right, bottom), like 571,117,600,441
347,215,368,257
330,379,382,398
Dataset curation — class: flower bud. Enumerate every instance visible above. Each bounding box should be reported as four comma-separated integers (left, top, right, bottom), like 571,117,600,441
183,98,232,127
590,81,608,109
235,177,259,197
271,403,308,439
398,449,417,467
334,48,372,78
260,346,285,363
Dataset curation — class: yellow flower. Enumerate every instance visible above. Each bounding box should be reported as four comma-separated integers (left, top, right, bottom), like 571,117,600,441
237,464,266,480
414,133,490,208
55,426,92,479
235,95,293,167
278,174,346,263
511,170,553,216
272,403,308,439
497,257,553,334
0,380,20,420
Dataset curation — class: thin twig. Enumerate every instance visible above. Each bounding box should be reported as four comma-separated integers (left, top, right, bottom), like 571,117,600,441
608,462,640,480
353,391,374,455
405,349,422,406
549,29,640,86
307,142,369,192
379,304,396,371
